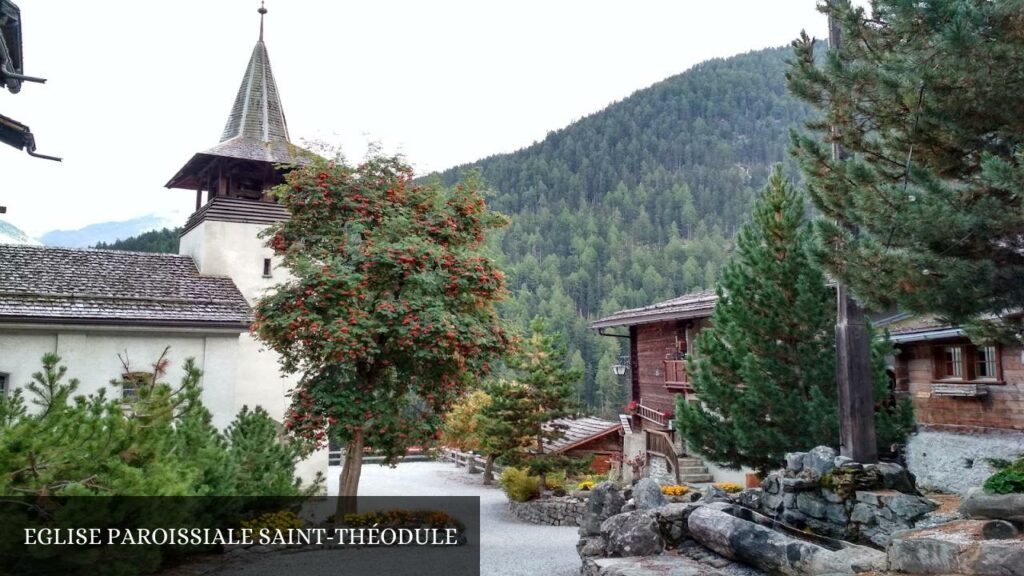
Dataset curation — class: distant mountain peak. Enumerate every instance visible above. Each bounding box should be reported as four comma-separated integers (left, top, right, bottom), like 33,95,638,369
40,213,181,248
0,219,40,245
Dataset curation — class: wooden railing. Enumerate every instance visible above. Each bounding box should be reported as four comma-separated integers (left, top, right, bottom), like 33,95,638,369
637,402,670,428
646,429,680,483
664,360,693,393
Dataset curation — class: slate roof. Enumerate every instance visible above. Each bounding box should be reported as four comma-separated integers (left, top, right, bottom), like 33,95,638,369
543,416,621,454
0,245,251,329
590,289,718,329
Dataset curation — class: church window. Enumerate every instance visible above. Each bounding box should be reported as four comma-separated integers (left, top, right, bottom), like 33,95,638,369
0,373,8,397
263,258,273,278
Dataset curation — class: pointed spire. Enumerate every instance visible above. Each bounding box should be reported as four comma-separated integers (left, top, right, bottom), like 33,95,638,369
219,3,289,144
258,1,266,42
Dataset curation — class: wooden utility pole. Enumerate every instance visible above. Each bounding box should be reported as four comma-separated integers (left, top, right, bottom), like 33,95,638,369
829,4,878,463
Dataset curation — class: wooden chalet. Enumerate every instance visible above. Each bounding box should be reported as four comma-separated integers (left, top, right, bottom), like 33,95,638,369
591,289,718,483
886,316,1024,432
543,417,623,474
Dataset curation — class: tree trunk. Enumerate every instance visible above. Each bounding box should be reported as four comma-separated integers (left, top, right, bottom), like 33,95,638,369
536,431,546,498
336,428,364,518
482,454,495,485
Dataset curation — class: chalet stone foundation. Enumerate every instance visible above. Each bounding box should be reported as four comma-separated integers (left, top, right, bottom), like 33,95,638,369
507,495,587,526
907,428,1024,495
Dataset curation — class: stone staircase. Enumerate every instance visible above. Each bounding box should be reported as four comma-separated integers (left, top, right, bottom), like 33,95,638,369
677,456,714,484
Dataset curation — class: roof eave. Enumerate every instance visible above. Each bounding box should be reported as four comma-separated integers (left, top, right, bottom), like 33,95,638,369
550,424,623,454
591,307,715,330
0,315,250,332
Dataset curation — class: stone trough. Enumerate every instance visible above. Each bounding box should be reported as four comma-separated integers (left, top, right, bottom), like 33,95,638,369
688,503,887,576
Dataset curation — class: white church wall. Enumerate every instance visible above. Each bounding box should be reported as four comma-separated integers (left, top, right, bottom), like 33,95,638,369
181,219,326,488
181,220,285,304
0,327,239,430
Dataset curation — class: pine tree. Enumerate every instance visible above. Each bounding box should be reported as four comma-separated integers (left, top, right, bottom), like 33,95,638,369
870,331,916,455
508,319,587,493
476,379,533,485
676,167,839,476
788,0,1024,335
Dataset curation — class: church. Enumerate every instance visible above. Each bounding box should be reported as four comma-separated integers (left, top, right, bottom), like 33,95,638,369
0,6,327,482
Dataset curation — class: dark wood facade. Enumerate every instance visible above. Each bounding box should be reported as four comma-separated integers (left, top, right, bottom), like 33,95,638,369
628,316,711,433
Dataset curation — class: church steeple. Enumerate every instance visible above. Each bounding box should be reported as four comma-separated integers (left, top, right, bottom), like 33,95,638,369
166,3,314,203
220,3,289,145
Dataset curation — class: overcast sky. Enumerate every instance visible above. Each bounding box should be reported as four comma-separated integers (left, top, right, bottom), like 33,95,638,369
2,0,835,236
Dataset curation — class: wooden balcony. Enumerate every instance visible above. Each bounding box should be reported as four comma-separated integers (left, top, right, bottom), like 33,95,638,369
664,360,693,393
636,402,671,428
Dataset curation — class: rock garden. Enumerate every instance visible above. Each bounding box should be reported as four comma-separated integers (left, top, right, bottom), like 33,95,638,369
575,446,1024,576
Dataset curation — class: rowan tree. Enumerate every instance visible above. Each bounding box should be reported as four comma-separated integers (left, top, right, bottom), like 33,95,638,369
788,0,1024,336
253,154,510,505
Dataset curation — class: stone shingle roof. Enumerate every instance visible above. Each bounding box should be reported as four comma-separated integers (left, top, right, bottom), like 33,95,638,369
590,289,718,329
0,245,251,329
544,416,621,454
221,39,289,146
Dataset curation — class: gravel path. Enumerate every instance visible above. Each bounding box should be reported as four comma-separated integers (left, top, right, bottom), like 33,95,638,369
201,461,580,576
336,461,581,576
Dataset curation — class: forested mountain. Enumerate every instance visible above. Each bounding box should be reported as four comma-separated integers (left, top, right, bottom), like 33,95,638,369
101,45,815,417
93,227,180,253
435,46,813,416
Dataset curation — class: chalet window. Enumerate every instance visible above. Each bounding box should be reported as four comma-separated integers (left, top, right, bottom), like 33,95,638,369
932,344,1001,383
975,346,998,379
941,346,963,379
262,258,272,278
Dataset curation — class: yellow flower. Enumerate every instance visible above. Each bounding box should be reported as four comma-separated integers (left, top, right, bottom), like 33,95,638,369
714,482,743,493
659,484,689,496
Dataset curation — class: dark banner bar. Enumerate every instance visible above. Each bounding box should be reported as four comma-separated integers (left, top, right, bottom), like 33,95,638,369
0,496,480,576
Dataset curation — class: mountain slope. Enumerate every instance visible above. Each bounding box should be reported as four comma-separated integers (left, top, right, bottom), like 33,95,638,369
98,45,814,416
41,214,181,248
0,220,40,245
435,45,813,414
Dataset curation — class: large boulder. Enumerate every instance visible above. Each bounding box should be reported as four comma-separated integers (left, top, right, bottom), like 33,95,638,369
961,487,1024,523
652,502,702,547
802,446,838,479
872,461,917,494
632,478,668,511
687,505,886,576
601,510,665,557
889,521,1024,576
580,482,626,536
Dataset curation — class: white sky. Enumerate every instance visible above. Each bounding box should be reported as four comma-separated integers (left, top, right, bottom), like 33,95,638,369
2,0,834,236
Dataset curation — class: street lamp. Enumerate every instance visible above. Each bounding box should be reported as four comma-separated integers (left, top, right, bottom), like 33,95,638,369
612,355,629,376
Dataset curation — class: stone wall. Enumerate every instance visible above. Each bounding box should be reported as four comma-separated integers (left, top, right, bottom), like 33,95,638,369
757,446,937,547
907,428,1024,495
507,496,587,526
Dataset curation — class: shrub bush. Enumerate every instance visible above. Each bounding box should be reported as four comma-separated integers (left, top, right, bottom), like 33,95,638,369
984,456,1024,494
499,467,540,502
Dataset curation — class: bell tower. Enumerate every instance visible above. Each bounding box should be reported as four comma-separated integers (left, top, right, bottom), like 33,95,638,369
168,2,314,303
